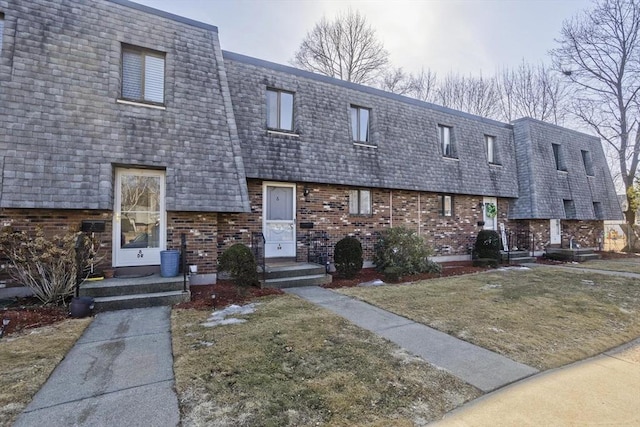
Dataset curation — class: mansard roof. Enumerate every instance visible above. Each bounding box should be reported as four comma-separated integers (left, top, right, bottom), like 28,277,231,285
223,51,519,198
0,0,249,212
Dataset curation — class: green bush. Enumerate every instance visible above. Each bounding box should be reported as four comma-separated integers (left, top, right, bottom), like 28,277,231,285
473,230,501,262
218,243,260,292
373,227,439,279
0,227,98,305
333,236,363,279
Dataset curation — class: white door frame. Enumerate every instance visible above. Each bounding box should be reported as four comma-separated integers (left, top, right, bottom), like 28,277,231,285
263,182,296,258
550,219,562,245
113,168,166,267
483,197,498,230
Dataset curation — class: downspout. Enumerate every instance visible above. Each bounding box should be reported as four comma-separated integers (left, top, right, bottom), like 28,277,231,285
418,192,421,235
390,190,393,227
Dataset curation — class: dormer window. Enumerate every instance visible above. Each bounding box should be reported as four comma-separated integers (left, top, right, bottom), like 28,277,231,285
552,143,566,171
439,125,456,158
351,106,370,143
581,150,594,176
485,135,497,164
121,45,165,105
266,88,294,132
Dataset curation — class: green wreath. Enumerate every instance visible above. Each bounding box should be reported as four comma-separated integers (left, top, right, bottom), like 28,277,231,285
485,203,497,218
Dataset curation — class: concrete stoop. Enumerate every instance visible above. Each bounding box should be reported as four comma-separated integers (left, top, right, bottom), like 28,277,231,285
262,263,332,288
501,250,536,265
80,275,190,312
544,247,601,263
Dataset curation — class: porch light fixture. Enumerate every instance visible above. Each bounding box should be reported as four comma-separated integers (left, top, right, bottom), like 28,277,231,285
303,186,311,201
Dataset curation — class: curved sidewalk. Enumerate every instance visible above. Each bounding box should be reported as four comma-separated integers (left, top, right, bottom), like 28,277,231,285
13,307,179,427
284,286,538,392
434,338,640,426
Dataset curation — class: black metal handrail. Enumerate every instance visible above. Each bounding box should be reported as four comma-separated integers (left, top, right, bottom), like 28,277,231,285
504,229,533,262
307,231,330,273
251,232,266,284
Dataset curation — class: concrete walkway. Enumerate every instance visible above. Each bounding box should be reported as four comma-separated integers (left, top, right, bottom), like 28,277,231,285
13,307,179,427
284,286,538,392
434,338,640,426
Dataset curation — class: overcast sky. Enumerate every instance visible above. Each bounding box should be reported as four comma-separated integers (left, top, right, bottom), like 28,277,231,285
132,0,593,76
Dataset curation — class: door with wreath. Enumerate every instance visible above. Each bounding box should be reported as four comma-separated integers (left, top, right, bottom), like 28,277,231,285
483,197,498,230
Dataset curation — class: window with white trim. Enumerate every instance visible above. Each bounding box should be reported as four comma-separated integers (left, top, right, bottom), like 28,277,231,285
439,125,456,158
351,106,370,143
441,195,453,217
121,45,165,105
266,88,294,131
349,189,371,215
552,143,566,171
485,135,497,164
581,150,594,176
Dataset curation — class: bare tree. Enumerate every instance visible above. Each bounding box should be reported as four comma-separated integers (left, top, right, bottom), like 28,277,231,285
552,0,640,224
436,72,500,119
496,61,567,124
291,10,389,84
379,67,438,102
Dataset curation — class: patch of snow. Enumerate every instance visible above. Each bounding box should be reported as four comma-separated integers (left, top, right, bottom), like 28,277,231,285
496,266,530,272
481,284,502,290
581,280,596,286
201,303,257,328
358,279,386,287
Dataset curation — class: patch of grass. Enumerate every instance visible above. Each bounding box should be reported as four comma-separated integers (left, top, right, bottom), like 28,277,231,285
338,267,640,370
172,295,480,426
0,318,91,426
565,258,640,274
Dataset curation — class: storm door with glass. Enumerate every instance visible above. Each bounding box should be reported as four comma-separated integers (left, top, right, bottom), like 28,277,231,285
263,183,296,258
113,168,166,266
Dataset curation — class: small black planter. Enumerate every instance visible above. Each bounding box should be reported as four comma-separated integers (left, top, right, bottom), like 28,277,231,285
70,296,94,318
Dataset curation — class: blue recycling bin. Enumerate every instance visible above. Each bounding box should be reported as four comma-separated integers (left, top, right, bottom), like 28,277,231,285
160,250,180,277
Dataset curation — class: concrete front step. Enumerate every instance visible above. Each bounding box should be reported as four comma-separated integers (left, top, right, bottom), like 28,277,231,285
265,263,326,280
575,253,600,262
93,290,190,312
264,274,332,289
545,247,600,262
504,257,537,265
80,279,184,298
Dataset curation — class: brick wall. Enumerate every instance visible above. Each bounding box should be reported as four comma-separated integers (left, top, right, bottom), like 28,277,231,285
167,212,218,274
219,179,512,263
520,219,604,252
0,208,221,275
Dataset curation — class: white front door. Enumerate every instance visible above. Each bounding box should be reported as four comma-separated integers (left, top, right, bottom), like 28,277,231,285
550,219,562,245
483,197,498,230
113,168,166,267
263,183,296,258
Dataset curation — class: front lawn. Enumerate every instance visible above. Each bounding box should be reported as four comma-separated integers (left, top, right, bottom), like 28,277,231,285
338,266,640,370
172,295,480,426
564,257,640,274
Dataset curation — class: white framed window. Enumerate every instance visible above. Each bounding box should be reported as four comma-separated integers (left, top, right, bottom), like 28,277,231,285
552,143,566,171
349,189,371,215
581,150,594,176
440,195,453,217
351,106,370,143
439,125,455,158
266,88,294,131
121,45,165,105
485,135,497,164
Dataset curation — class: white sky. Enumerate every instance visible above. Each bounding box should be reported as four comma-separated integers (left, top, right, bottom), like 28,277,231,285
132,0,593,76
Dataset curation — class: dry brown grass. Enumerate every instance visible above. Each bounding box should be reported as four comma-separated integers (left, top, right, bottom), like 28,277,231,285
172,295,480,426
565,258,640,274
0,318,91,426
338,267,640,370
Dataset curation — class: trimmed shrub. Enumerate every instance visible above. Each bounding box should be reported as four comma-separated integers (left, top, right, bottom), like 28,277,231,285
334,236,363,279
473,230,501,266
373,227,439,280
218,244,259,293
